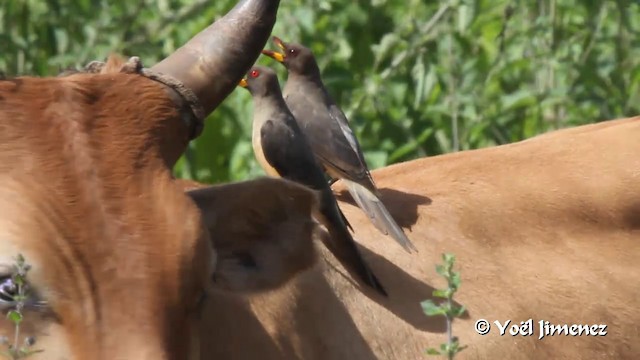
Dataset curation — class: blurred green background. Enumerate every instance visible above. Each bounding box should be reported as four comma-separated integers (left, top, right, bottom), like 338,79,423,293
2,0,639,184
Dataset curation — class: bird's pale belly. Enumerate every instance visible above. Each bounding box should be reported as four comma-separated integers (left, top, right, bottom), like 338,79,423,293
252,136,281,177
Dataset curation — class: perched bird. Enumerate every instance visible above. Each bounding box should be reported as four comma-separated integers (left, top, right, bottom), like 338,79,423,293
261,36,418,253
238,65,387,297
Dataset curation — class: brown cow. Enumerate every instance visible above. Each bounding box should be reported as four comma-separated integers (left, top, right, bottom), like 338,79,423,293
198,117,640,359
0,0,325,359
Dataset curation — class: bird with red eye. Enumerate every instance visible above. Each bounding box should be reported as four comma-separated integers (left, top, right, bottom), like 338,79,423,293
238,68,262,91
261,36,417,253
235,64,388,297
238,66,270,96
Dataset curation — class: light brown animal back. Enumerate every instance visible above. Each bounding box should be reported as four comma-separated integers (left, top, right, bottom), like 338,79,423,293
199,117,640,359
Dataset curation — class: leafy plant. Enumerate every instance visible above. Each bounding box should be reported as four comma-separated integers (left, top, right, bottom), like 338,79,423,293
2,0,639,183
421,253,467,359
0,254,41,360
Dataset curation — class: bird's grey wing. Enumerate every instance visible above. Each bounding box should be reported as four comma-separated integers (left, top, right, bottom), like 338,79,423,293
285,91,375,189
260,117,329,192
261,116,356,233
326,103,370,172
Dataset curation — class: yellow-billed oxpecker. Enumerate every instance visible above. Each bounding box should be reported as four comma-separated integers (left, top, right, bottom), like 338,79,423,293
238,66,387,296
261,36,417,253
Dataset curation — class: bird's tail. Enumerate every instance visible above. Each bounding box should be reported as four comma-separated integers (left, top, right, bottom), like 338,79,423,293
344,180,418,253
316,190,388,297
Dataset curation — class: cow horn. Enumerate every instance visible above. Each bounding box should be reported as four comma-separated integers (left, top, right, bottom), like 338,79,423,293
151,0,280,116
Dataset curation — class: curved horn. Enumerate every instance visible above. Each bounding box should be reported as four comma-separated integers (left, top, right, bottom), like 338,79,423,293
152,0,280,116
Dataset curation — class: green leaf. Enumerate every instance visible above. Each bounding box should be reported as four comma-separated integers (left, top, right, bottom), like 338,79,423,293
432,289,449,299
435,264,447,277
421,300,446,316
7,310,23,324
453,305,467,317
372,33,399,63
12,275,24,287
12,294,27,303
450,272,462,289
363,150,388,170
457,3,473,33
14,254,25,268
426,348,441,355
412,58,426,109
388,141,418,163
442,253,455,264
434,128,452,153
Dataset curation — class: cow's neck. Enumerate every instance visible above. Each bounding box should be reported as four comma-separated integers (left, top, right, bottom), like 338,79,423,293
81,74,192,170
0,73,207,358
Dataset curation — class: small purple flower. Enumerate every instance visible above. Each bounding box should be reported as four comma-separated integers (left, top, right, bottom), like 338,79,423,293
0,277,17,302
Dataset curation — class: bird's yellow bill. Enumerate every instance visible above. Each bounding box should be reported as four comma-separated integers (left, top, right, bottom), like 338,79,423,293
261,50,285,63
272,36,286,51
238,78,248,88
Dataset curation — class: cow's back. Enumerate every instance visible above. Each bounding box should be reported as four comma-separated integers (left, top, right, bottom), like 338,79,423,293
200,117,640,359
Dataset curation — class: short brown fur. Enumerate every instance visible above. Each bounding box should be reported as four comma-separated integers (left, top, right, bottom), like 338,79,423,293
0,55,321,360
197,117,640,359
186,178,322,294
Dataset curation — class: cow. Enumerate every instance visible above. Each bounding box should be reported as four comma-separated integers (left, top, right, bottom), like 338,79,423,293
0,0,326,359
196,116,640,359
2,1,639,359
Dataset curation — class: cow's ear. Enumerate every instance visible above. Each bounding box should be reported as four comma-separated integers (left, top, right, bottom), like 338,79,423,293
186,177,321,294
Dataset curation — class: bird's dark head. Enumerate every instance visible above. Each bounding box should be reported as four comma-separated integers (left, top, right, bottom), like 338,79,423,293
261,36,320,77
238,65,282,98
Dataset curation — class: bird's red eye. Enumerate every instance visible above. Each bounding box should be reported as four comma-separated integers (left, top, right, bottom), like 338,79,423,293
289,49,296,54
250,70,260,78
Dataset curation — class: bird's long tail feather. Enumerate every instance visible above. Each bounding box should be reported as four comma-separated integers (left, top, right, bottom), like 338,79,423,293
316,190,388,297
344,180,418,253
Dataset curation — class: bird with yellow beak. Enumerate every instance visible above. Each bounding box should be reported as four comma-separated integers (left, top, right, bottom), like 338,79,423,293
237,65,388,297
262,36,417,254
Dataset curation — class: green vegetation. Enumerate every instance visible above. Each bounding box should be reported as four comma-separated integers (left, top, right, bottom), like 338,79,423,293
0,255,41,360
2,0,639,183
421,253,466,360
